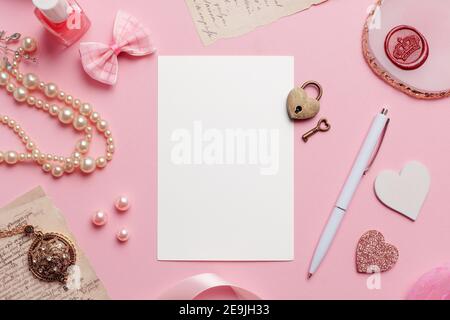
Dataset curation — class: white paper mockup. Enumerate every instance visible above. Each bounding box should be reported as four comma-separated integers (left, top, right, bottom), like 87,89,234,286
158,56,293,260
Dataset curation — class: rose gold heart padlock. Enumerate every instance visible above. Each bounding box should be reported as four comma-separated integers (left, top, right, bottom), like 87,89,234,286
287,80,322,120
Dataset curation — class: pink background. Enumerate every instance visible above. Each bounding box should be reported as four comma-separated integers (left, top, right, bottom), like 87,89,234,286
0,0,449,299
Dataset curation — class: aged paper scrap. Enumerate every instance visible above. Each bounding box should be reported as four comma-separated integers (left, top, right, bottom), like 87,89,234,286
185,0,327,45
0,187,109,300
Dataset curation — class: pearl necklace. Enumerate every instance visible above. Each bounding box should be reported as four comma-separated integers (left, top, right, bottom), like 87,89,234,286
0,34,114,178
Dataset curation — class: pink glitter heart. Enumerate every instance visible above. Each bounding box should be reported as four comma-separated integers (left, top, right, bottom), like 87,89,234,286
356,230,399,273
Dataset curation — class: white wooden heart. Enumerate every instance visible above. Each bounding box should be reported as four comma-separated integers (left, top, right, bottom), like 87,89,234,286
374,161,430,221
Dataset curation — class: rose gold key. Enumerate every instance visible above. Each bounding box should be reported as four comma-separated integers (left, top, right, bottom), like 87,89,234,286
302,118,331,142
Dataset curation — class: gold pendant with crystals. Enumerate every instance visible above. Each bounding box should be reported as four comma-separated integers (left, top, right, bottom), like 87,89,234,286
25,225,77,284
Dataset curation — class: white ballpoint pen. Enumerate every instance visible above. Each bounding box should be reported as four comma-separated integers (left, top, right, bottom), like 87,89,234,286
308,108,390,279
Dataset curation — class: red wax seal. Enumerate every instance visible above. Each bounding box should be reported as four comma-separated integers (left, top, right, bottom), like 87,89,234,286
384,25,429,70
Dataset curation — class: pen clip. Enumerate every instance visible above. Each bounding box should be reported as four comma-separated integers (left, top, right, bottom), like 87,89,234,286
363,114,390,176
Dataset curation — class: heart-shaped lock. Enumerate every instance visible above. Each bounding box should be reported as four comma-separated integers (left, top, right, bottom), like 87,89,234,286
287,81,322,120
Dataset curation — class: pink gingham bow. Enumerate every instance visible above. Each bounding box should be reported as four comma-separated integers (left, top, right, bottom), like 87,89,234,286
79,11,155,85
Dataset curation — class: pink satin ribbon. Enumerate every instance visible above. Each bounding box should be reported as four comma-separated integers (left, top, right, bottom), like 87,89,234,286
159,273,261,300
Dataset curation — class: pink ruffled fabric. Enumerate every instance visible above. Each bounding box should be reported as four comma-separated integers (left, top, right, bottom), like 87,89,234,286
407,262,450,300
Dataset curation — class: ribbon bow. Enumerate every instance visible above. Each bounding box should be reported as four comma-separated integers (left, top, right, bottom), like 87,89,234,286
79,11,155,85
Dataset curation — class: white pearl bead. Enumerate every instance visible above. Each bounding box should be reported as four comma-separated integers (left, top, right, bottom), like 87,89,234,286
80,157,96,173
90,112,100,123
6,82,16,93
22,37,37,53
65,95,73,105
115,196,130,212
36,100,44,109
13,87,28,102
76,139,90,154
73,115,88,131
117,228,129,242
26,141,35,151
23,73,39,90
0,72,9,86
57,91,66,101
44,83,58,98
58,107,74,124
107,144,115,153
64,162,75,173
5,151,18,165
49,105,60,116
42,163,52,172
72,151,82,159
96,156,107,168
0,151,4,163
92,211,108,226
73,99,81,109
51,165,64,178
27,96,36,106
79,103,92,116
96,119,108,132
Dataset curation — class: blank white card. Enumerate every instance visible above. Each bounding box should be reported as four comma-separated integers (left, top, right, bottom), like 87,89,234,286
158,56,293,260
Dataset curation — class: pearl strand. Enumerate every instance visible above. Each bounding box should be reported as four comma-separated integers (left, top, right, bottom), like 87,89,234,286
0,36,114,178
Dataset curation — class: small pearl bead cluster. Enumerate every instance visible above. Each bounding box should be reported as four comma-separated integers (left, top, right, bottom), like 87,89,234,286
0,37,115,178
91,196,131,242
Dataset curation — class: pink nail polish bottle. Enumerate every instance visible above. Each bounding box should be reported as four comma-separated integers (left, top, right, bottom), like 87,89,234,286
32,0,91,47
